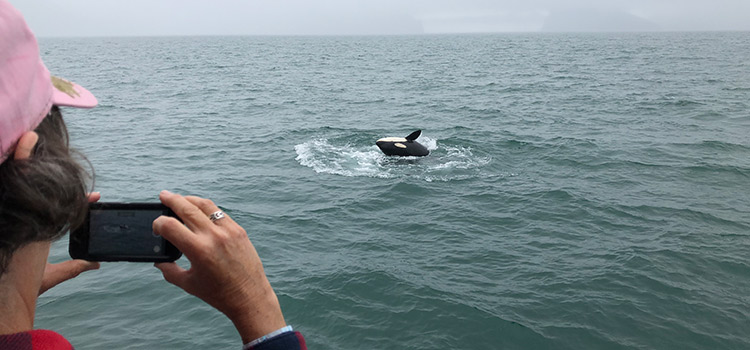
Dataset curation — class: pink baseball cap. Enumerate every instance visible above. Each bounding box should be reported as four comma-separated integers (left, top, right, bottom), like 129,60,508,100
0,0,97,163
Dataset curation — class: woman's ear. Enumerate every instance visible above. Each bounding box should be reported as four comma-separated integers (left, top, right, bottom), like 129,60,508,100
13,131,39,160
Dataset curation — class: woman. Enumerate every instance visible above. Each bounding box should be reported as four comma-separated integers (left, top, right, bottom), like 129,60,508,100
0,1,304,349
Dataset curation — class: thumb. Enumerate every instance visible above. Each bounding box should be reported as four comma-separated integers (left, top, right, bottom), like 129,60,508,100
72,260,101,274
57,260,101,274
155,262,189,288
40,260,100,295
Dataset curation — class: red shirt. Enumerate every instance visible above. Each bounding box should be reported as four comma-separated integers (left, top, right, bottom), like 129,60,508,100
0,329,306,350
0,330,73,350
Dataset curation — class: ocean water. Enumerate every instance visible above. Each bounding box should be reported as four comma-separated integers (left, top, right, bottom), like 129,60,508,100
35,33,750,349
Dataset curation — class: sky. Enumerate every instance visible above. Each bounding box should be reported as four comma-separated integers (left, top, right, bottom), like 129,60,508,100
14,0,750,37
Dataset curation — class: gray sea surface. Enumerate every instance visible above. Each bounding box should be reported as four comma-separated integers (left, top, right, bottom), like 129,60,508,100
36,33,750,349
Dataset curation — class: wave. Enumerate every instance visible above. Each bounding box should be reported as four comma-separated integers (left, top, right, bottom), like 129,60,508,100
294,136,491,181
674,140,750,153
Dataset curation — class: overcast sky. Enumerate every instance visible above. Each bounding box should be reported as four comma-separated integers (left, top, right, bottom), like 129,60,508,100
14,0,750,36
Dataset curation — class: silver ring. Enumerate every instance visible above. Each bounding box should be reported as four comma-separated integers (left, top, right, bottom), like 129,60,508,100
209,210,225,222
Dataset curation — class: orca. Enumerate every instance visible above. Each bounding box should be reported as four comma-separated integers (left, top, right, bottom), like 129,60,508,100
376,130,430,157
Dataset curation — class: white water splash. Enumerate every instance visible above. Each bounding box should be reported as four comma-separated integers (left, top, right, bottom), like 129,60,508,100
294,137,490,181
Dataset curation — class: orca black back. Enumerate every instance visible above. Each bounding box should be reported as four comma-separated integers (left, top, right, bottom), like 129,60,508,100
376,130,429,157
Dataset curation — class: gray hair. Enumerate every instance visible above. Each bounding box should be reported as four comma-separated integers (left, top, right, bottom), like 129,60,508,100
0,106,92,275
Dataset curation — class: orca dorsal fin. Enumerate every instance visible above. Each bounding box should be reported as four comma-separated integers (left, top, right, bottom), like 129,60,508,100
405,130,422,141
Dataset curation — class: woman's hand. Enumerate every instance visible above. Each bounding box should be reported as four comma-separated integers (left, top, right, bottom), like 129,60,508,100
153,190,286,343
39,192,101,295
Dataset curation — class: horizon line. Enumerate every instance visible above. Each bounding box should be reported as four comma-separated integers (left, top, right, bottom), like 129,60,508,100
37,29,750,39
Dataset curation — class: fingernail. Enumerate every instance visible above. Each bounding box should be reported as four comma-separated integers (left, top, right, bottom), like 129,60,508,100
152,217,162,232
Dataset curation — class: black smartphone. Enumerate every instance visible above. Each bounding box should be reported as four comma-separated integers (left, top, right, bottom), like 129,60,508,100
69,202,182,262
